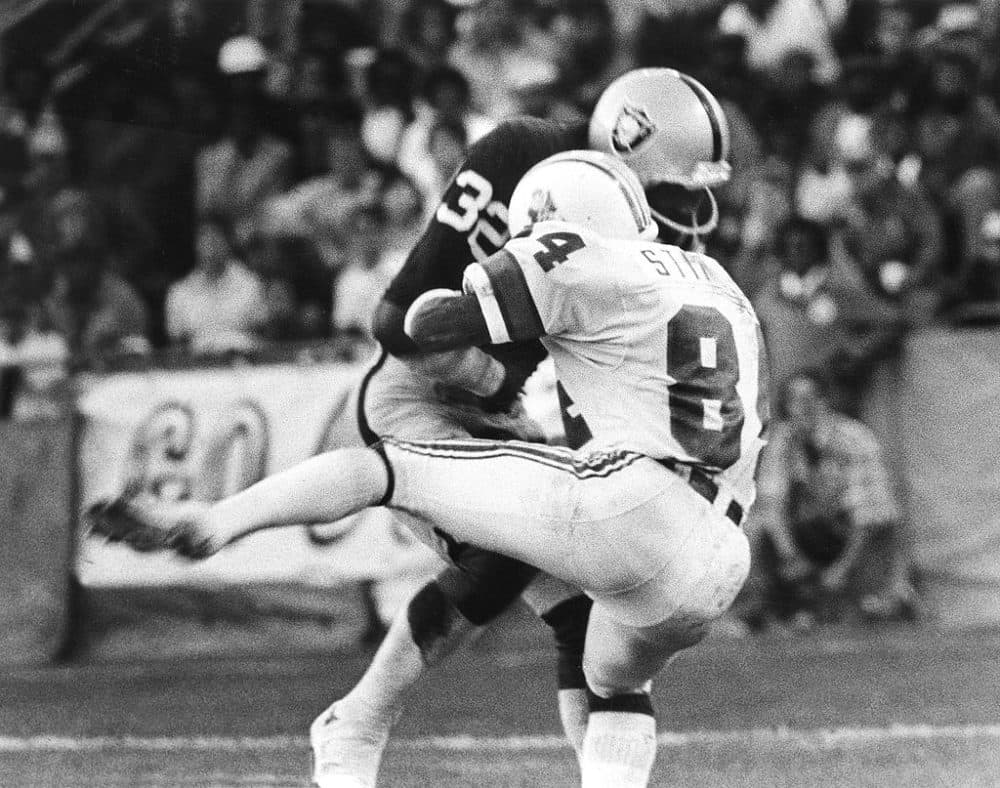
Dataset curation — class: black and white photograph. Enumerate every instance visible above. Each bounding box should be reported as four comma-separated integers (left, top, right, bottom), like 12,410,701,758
1,0,998,785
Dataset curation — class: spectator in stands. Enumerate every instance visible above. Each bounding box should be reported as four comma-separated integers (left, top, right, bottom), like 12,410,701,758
165,216,270,355
718,0,846,85
0,228,69,419
943,195,1000,321
331,203,393,339
909,46,1000,206
376,169,425,275
742,369,915,629
359,48,416,166
77,56,182,340
753,49,829,164
397,65,494,198
753,216,901,413
244,231,330,342
412,115,468,221
396,0,459,78
18,114,71,268
796,57,892,225
266,96,380,273
196,35,294,252
551,0,616,104
448,0,558,120
43,234,150,363
0,49,64,174
834,117,945,322
724,154,795,295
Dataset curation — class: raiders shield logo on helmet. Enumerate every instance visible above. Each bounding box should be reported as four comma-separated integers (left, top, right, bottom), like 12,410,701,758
527,188,557,223
611,103,656,153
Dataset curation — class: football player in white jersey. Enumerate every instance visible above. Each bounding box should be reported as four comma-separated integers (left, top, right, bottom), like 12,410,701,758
89,150,769,788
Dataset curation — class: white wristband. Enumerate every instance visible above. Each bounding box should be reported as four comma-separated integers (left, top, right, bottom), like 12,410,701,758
462,264,511,344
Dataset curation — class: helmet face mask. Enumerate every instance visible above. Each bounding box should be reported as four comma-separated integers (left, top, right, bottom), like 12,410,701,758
645,182,720,248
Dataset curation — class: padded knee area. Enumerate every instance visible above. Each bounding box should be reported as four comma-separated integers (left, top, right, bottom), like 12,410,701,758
435,548,539,626
541,595,593,689
407,580,457,656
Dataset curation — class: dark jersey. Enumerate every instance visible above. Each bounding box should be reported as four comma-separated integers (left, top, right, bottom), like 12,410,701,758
384,117,589,380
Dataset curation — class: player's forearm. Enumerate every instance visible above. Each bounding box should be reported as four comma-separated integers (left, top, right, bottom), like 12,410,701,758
372,299,421,356
401,290,513,398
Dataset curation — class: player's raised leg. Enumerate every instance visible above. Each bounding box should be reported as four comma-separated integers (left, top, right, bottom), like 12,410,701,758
87,446,391,556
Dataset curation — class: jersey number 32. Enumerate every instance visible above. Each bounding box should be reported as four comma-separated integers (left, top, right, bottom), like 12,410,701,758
436,169,510,261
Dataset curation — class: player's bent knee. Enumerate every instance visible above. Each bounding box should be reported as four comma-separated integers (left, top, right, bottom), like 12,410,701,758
436,552,538,626
407,580,467,659
541,595,592,689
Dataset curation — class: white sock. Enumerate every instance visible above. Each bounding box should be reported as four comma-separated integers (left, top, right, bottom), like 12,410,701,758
557,688,588,763
580,711,657,788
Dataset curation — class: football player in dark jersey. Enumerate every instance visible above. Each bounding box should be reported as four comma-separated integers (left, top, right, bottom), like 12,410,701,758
307,68,734,788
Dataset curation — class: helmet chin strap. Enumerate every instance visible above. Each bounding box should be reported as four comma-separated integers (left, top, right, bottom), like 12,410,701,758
650,188,719,247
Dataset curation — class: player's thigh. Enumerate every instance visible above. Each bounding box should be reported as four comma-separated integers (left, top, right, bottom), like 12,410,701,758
364,356,544,442
585,473,752,628
383,440,683,597
382,437,585,582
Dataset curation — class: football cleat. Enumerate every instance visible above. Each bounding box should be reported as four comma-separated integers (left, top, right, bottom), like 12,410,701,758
310,702,392,788
85,495,218,559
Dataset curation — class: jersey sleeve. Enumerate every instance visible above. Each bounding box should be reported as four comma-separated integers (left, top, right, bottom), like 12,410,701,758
383,118,586,310
462,221,612,343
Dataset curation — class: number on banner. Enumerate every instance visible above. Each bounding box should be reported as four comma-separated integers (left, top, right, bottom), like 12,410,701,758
666,305,744,469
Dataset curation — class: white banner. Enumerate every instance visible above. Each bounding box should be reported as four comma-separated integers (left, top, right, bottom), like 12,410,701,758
75,354,442,587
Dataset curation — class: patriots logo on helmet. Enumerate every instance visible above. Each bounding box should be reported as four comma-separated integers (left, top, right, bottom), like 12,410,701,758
527,189,557,223
611,103,656,153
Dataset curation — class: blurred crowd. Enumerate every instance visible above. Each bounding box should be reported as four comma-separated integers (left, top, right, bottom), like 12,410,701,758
3,0,1000,629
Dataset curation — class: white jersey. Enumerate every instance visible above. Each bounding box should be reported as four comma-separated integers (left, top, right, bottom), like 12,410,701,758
463,220,769,504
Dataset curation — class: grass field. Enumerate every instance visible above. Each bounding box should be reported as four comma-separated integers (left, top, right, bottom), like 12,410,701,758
3,606,999,787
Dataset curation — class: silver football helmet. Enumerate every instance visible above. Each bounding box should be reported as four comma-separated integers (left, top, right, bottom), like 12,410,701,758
589,68,732,240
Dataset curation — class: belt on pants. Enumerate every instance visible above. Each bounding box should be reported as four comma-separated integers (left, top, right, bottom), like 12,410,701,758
657,458,744,526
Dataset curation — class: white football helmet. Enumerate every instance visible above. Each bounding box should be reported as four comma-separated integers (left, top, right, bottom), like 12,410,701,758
589,68,731,239
508,150,658,241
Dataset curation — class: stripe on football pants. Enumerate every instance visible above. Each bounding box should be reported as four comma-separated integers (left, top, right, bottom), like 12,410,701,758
384,437,642,479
